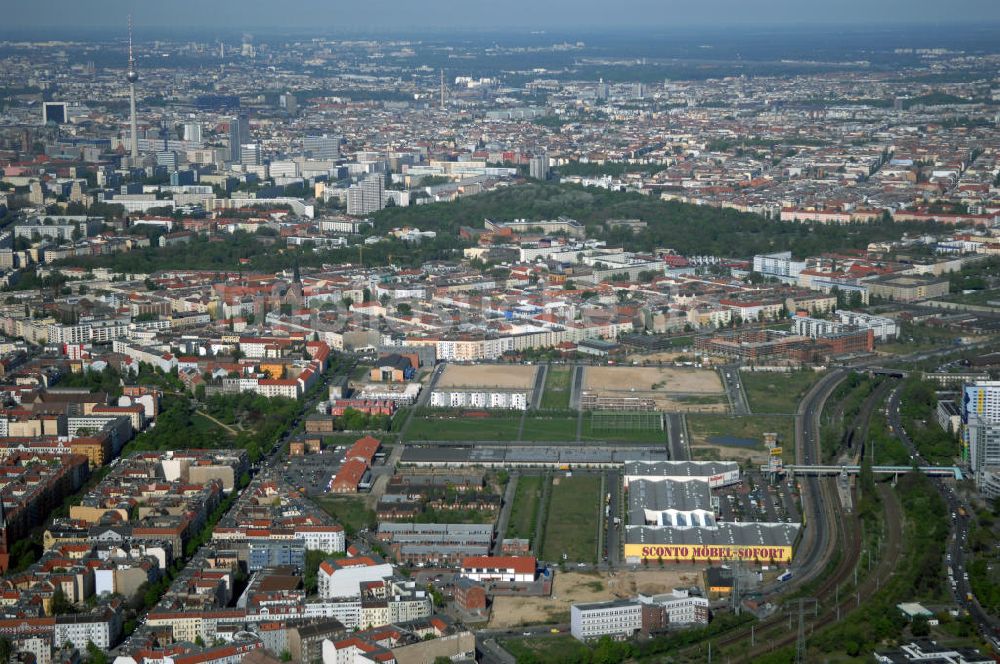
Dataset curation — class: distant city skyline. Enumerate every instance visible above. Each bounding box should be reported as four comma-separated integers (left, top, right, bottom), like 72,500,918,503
4,0,1000,31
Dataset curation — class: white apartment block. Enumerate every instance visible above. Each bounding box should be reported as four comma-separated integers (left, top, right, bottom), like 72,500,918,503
47,320,130,345
317,560,394,600
834,310,899,341
294,526,346,553
753,251,806,281
53,612,119,650
429,390,529,410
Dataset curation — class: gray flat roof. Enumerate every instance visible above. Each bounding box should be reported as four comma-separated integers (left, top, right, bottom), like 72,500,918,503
624,460,740,477
628,479,713,514
401,446,668,466
625,523,800,548
379,522,494,534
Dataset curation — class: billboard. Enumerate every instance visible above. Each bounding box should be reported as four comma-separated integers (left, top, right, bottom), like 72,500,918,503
624,543,793,563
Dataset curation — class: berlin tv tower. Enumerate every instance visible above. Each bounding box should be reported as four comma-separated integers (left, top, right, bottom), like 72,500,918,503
126,15,139,162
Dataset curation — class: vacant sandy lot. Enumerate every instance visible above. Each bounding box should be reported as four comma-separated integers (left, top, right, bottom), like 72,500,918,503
585,366,723,395
654,397,729,414
488,569,702,628
437,363,537,390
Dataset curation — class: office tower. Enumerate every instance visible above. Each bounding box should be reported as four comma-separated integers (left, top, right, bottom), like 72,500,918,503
156,150,178,170
183,122,203,143
280,92,298,115
963,381,1000,480
229,115,249,163
240,143,262,166
596,78,608,101
126,16,139,162
42,102,67,125
529,153,550,180
170,170,196,186
347,173,385,216
303,134,341,160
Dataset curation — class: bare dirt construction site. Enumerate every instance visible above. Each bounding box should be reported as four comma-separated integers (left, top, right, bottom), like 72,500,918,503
583,366,728,412
488,569,702,628
436,364,538,390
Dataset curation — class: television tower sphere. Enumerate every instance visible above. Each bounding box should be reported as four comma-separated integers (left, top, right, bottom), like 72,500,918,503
126,68,139,84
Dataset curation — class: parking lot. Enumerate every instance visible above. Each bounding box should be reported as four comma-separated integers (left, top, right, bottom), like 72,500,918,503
282,448,348,495
715,471,800,525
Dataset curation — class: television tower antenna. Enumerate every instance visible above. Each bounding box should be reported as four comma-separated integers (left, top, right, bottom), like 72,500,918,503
440,69,445,111
126,15,140,162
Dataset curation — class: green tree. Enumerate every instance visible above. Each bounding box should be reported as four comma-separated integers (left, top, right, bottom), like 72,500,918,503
87,640,109,664
50,587,76,615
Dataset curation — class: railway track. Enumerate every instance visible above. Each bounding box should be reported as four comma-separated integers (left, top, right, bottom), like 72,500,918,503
734,484,903,660
681,371,905,660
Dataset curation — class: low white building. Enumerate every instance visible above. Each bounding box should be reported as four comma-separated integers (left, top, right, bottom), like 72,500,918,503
570,599,643,641
429,389,529,410
317,557,394,600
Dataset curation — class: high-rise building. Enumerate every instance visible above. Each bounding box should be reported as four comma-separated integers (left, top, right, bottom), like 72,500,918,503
962,381,1000,481
156,151,179,170
529,153,550,180
240,143,262,167
42,102,68,125
183,122,203,143
347,173,385,216
280,92,298,115
229,115,249,163
303,134,341,160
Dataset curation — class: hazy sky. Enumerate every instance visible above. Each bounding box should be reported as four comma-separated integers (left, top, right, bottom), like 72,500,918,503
6,0,1000,32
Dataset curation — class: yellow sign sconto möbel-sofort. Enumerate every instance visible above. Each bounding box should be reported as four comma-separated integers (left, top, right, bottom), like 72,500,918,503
625,544,793,563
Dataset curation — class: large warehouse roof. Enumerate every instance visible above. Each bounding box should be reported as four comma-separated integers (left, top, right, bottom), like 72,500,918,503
625,522,800,548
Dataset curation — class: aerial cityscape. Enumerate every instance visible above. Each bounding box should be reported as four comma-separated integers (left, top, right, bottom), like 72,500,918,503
0,1,999,663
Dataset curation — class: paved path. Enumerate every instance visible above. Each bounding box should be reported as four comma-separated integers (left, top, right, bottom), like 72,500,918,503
530,364,548,409
492,473,519,554
569,365,585,409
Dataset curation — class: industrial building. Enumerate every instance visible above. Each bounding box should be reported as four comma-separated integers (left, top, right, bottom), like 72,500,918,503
623,460,740,488
628,479,716,527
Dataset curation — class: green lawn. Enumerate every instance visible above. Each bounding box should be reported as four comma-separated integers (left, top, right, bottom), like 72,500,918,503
540,474,602,564
740,370,823,413
581,412,664,443
522,415,578,441
539,367,573,410
405,414,521,441
315,496,375,535
501,636,592,662
506,475,545,541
